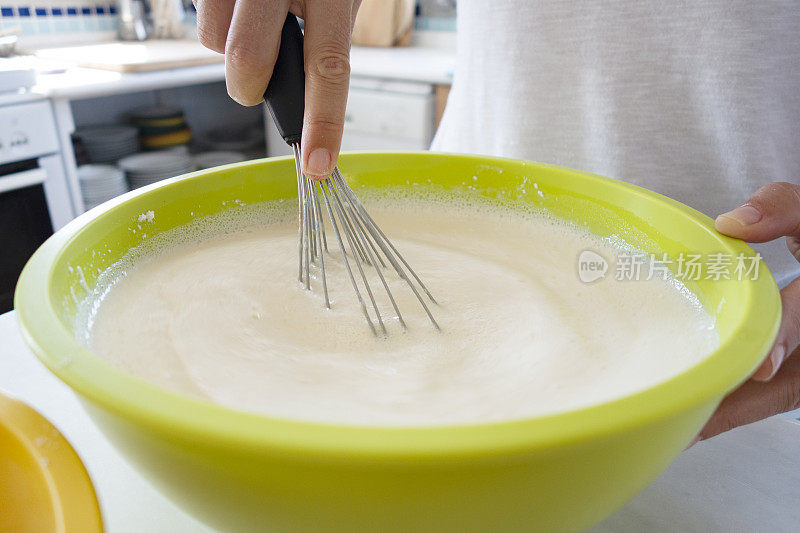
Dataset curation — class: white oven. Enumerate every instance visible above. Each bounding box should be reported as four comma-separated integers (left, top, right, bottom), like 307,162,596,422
0,96,76,312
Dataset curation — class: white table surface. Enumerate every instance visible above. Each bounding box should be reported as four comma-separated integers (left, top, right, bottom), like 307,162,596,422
1,311,798,532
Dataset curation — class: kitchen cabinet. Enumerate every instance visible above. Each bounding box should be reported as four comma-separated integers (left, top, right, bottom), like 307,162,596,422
266,76,439,157
26,39,454,216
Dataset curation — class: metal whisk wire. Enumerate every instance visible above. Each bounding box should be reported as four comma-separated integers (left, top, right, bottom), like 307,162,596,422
265,17,436,334
290,143,440,335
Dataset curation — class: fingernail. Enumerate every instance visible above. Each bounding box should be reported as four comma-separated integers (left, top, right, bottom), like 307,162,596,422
717,205,762,227
306,148,332,176
752,344,786,381
767,344,786,379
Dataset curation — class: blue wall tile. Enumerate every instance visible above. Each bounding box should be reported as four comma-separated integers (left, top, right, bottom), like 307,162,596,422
35,18,51,33
13,1,125,38
84,14,98,31
20,19,35,34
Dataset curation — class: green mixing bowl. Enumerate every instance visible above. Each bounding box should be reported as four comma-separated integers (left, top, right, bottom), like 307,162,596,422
15,153,780,532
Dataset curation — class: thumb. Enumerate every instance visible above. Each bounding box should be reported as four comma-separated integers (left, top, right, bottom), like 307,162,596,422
714,182,800,243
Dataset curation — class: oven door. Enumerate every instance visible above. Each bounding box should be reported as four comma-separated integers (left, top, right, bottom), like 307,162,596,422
0,159,54,313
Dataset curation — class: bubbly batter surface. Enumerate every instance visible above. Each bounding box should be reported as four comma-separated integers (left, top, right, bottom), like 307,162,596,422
81,199,718,425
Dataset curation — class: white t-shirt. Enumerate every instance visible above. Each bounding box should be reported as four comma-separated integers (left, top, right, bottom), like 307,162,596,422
432,0,800,286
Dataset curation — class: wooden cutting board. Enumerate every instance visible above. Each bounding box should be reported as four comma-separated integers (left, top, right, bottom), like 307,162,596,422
34,40,224,72
352,0,415,47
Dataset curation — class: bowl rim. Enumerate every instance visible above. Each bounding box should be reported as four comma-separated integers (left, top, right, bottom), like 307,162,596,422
14,152,782,460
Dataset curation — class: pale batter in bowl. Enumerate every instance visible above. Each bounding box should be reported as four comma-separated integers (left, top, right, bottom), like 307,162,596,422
79,198,718,426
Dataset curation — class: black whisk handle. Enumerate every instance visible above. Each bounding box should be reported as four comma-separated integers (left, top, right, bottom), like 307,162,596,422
264,13,305,146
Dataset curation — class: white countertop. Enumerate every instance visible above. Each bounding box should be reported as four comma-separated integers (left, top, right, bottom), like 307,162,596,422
33,61,227,100
1,310,798,532
21,40,454,101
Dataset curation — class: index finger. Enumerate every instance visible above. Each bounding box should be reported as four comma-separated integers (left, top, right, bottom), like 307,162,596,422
224,0,289,106
300,1,354,177
195,0,235,53
698,345,800,440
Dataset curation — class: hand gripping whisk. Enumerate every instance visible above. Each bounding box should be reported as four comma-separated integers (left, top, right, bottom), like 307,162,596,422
263,14,439,335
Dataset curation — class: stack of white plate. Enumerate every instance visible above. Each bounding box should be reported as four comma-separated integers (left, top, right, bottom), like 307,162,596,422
118,151,194,189
198,124,264,152
75,126,139,163
78,164,129,211
193,151,247,170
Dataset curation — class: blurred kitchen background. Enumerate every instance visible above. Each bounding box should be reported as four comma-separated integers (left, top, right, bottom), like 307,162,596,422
0,0,456,312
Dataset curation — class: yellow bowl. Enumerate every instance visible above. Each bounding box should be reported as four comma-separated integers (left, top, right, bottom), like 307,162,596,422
15,153,780,532
0,391,102,533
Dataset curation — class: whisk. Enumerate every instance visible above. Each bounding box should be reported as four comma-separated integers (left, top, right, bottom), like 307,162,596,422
263,14,439,335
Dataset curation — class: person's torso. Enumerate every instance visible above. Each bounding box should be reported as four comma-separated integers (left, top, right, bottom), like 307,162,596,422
432,0,800,283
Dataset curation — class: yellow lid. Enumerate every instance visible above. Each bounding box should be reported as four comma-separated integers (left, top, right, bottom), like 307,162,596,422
0,391,103,533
